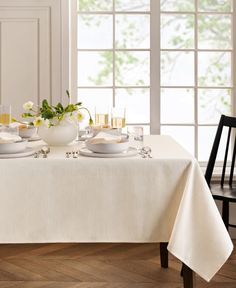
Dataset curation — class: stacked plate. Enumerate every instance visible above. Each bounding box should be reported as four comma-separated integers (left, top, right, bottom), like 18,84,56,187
0,133,34,158
18,125,40,141
79,132,137,158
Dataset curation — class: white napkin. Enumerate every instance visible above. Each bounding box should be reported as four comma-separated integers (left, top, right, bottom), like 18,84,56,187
88,132,122,144
0,132,22,144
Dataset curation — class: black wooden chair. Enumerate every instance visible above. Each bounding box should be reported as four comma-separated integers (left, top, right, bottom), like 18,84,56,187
205,114,236,230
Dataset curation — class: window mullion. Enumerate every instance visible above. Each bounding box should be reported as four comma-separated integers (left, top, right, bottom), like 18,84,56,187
150,0,160,134
112,0,115,107
194,0,198,159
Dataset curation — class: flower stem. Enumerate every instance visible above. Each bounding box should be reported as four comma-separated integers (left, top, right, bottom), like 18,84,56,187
78,107,94,125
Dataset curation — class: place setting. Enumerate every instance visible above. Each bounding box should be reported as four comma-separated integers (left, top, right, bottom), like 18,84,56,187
77,107,152,158
79,132,138,158
0,104,39,159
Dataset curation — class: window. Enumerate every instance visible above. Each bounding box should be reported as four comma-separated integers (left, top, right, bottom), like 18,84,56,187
77,0,151,134
76,0,235,161
160,0,234,161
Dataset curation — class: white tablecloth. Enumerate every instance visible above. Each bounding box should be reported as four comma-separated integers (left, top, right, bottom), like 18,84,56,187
0,135,233,281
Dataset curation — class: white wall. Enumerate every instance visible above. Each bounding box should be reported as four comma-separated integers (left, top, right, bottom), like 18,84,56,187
0,0,72,119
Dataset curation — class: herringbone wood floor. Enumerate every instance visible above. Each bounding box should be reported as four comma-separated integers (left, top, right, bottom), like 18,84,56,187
0,241,235,288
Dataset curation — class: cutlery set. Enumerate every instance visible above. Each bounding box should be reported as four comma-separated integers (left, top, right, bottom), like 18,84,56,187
66,151,79,158
33,146,152,159
139,146,152,158
34,146,50,158
64,146,152,159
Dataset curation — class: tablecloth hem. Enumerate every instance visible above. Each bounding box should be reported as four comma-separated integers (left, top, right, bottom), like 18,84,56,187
168,243,234,282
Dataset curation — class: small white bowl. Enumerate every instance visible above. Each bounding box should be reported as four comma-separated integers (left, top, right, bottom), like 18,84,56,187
0,140,28,154
86,139,130,154
19,126,37,138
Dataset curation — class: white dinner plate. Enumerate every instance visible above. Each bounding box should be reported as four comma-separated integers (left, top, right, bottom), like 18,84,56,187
0,140,28,154
79,147,138,158
23,135,41,142
0,147,35,159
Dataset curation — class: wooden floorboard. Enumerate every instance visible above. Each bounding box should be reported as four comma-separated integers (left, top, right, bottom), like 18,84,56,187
0,241,234,288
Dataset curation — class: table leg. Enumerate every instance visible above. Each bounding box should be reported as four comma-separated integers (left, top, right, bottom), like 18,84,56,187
182,263,196,288
160,242,168,268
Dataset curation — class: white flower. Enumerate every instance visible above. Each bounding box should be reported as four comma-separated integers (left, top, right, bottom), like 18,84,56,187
33,117,43,127
23,101,34,110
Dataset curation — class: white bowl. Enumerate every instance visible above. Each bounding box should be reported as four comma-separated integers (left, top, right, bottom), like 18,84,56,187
19,126,37,138
0,140,28,154
85,139,130,154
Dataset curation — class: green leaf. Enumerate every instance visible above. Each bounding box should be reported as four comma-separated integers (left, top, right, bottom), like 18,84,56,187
22,112,33,118
41,110,54,119
65,104,77,113
42,99,49,109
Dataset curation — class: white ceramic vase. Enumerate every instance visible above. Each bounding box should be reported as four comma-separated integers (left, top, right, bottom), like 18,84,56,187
38,119,78,146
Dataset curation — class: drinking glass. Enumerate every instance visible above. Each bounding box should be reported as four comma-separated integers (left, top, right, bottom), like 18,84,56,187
111,107,126,129
0,105,11,126
127,126,144,150
95,106,109,128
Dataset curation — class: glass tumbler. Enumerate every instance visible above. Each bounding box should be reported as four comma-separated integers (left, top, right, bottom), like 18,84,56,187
0,105,11,126
127,126,144,150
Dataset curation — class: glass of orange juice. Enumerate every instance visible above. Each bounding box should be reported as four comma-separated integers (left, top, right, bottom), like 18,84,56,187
95,106,109,128
0,105,11,126
111,107,126,129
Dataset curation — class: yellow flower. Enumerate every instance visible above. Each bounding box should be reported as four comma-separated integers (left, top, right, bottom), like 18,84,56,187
23,101,34,110
77,111,84,122
33,117,43,127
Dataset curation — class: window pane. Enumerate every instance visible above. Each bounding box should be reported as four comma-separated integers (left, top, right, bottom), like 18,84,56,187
78,51,113,86
115,88,150,123
78,0,113,11
198,52,232,87
198,0,232,12
78,15,112,49
161,0,194,12
116,15,150,49
115,51,150,86
161,126,194,155
198,126,230,161
78,88,112,120
161,51,194,86
161,88,194,124
115,0,150,11
198,15,232,49
198,89,231,124
161,14,194,49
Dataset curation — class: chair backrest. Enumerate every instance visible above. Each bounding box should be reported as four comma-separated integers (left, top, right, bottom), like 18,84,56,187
205,115,236,187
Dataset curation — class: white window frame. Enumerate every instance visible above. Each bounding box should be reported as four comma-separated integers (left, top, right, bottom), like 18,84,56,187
159,0,236,161
75,0,152,130
68,0,236,161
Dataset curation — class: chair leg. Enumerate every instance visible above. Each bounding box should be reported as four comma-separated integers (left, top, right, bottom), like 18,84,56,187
182,263,196,288
222,200,229,230
180,263,183,277
160,242,168,268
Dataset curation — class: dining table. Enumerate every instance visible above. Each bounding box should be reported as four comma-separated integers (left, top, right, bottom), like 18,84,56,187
0,135,233,287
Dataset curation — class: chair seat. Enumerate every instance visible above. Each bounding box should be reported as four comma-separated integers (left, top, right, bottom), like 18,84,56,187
210,184,236,202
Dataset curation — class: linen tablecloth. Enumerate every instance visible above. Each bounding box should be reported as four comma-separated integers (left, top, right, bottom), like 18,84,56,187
0,135,233,281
